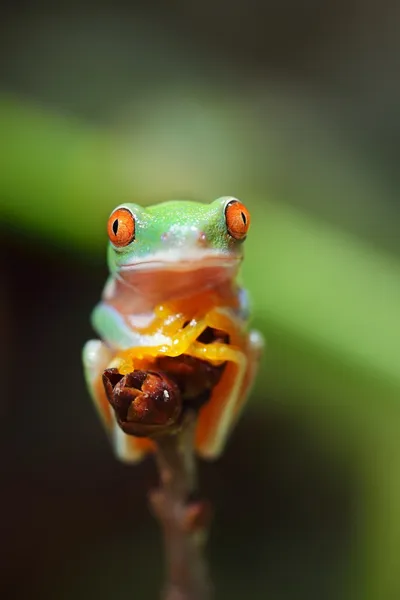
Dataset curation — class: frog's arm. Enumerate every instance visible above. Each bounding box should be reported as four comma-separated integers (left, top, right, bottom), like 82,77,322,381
91,301,172,351
91,303,141,350
91,274,139,349
236,286,251,321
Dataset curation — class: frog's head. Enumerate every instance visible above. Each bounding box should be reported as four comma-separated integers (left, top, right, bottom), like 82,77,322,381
106,197,251,299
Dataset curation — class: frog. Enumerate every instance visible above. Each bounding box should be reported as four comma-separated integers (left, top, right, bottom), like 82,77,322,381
83,196,264,463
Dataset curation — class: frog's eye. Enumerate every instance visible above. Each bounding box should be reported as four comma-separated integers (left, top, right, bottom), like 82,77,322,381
225,200,251,240
107,208,135,247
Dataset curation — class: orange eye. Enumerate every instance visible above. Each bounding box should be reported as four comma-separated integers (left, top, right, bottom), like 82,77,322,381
225,200,251,240
107,208,135,247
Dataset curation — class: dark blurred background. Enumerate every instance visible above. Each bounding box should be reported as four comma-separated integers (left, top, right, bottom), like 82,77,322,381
1,2,400,599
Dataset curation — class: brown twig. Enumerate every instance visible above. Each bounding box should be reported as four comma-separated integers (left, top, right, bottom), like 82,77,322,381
150,410,213,600
103,367,214,600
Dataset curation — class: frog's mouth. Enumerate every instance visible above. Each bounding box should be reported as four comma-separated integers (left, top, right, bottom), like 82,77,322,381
116,253,242,303
121,253,241,272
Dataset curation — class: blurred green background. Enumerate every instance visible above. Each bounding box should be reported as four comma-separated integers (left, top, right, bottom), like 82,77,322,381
1,2,399,599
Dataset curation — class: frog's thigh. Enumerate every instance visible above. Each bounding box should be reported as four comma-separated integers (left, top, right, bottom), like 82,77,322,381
82,340,114,430
196,329,264,460
83,340,149,464
235,329,264,418
196,354,246,460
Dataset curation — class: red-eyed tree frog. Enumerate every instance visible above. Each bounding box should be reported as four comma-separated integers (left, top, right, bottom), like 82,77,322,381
83,197,264,462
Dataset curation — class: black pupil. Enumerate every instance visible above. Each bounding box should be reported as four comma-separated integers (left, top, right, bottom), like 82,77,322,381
241,212,247,225
112,219,119,235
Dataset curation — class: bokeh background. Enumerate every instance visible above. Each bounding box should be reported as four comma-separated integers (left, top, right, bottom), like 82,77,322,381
1,2,400,599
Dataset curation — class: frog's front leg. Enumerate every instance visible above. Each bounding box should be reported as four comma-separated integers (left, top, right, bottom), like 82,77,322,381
91,301,173,352
236,286,251,321
91,302,144,350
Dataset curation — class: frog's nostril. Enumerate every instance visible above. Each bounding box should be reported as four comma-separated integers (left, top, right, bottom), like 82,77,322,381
198,232,208,246
160,228,207,247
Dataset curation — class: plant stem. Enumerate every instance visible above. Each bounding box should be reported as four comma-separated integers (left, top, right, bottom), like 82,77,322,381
149,410,213,600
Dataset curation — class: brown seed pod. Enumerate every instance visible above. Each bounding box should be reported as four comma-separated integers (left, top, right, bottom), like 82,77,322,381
103,369,182,437
155,354,225,409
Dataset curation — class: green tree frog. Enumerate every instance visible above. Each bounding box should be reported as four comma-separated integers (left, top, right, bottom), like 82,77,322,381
83,197,263,462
